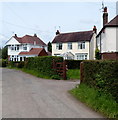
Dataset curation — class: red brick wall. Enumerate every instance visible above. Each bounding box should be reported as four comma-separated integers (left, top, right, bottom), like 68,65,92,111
102,52,118,60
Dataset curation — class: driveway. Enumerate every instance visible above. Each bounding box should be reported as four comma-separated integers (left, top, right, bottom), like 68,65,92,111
2,68,103,118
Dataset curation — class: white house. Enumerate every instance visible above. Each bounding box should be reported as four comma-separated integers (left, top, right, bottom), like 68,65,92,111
6,34,48,61
52,26,97,60
96,7,118,60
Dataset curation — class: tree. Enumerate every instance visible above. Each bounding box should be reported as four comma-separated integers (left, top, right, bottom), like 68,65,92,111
95,47,101,60
2,46,8,59
47,42,52,52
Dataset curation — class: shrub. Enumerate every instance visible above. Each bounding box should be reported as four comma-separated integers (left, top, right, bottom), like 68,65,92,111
0,59,7,67
81,60,118,102
25,56,63,79
65,60,83,69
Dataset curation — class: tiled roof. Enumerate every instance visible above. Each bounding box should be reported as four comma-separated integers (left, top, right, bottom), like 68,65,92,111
19,48,44,55
97,15,118,37
105,15,118,26
52,30,93,43
14,35,46,46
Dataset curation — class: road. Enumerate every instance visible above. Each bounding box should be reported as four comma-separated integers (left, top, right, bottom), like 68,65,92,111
2,68,103,118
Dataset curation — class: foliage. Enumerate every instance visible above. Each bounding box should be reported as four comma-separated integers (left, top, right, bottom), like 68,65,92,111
81,60,118,102
70,83,118,118
24,56,63,79
95,47,101,60
67,69,80,80
0,59,7,67
65,60,83,69
47,42,52,52
2,46,8,59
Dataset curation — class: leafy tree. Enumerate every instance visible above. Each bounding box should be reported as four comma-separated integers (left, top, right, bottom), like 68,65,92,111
2,46,8,59
47,42,52,52
0,48,2,59
95,47,101,60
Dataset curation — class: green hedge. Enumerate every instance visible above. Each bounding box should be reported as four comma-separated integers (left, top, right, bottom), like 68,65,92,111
8,61,25,68
65,60,83,69
25,56,63,79
0,59,7,67
81,60,118,102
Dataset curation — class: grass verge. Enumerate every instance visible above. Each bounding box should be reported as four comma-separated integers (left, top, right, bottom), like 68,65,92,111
69,83,118,118
67,69,80,80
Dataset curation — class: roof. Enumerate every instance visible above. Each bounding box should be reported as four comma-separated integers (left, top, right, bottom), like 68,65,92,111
105,15,118,26
97,15,118,37
13,35,46,46
52,30,94,43
19,48,44,55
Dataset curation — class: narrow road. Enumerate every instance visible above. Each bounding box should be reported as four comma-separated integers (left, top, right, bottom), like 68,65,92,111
2,68,103,118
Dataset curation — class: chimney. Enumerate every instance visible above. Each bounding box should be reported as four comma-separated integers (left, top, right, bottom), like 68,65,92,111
103,7,108,26
34,34,37,37
15,34,17,37
93,25,97,33
56,30,60,35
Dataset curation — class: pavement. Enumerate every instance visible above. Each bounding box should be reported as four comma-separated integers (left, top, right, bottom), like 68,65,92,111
2,68,104,118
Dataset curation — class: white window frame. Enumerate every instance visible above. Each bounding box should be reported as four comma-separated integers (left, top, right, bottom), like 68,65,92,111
68,42,72,50
23,44,27,51
76,53,88,60
56,43,62,50
78,42,85,49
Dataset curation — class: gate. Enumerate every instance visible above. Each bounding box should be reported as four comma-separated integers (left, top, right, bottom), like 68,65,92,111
53,60,67,80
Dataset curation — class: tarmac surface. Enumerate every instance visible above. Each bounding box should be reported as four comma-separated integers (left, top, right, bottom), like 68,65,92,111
2,68,104,118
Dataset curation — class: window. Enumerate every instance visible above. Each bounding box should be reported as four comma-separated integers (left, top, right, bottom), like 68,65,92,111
56,43,62,50
23,45,27,50
78,42,85,49
76,53,88,60
54,54,61,56
17,45,19,50
11,45,19,51
68,42,72,49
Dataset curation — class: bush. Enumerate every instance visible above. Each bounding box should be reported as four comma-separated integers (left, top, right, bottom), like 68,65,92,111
81,60,118,102
25,56,63,79
65,60,83,69
0,59,7,67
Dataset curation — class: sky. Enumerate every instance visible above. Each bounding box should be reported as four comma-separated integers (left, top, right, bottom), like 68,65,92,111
0,0,117,47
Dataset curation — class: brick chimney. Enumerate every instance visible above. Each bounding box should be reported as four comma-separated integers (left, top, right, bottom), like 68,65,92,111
103,7,108,26
14,34,17,37
56,30,60,35
34,34,37,37
93,25,97,33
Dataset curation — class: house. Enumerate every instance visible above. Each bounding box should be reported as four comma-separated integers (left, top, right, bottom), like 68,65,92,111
96,7,118,60
6,34,48,61
52,26,97,60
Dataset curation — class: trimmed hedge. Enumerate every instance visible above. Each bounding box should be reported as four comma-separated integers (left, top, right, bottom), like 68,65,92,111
8,61,25,68
25,56,63,79
81,60,118,102
65,60,83,69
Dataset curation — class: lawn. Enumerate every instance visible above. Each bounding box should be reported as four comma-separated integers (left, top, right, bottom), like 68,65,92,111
67,69,80,80
69,84,118,118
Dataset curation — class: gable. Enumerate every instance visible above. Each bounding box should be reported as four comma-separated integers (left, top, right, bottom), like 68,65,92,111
6,37,21,45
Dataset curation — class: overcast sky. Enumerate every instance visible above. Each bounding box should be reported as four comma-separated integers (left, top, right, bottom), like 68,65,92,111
0,1,117,47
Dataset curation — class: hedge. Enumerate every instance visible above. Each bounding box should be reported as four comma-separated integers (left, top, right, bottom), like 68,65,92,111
8,61,25,68
81,60,118,102
0,59,7,67
24,56,63,79
65,60,83,69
